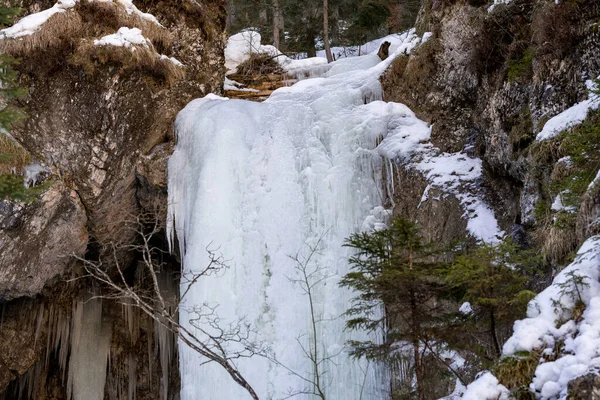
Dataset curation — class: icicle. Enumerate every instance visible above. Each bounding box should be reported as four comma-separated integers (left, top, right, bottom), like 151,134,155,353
122,298,139,344
67,297,112,400
33,302,45,348
128,354,136,400
147,318,153,390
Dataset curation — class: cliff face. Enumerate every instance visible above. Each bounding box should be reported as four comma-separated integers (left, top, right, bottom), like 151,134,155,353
383,0,599,251
381,0,600,397
0,0,227,397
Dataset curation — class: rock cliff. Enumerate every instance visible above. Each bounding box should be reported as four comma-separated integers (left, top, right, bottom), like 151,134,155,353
0,0,227,397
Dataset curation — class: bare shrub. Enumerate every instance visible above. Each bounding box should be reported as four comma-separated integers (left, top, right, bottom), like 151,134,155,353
74,211,263,400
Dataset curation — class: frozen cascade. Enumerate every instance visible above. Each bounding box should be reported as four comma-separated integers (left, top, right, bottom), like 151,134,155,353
168,30,430,399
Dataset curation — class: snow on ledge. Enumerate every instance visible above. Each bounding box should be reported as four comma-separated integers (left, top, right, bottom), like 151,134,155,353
0,0,161,39
93,28,183,67
536,79,600,141
94,27,147,48
413,152,504,244
0,0,75,38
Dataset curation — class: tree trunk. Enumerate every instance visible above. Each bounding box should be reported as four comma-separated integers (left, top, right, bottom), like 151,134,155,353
490,307,501,359
273,0,280,49
410,287,424,400
323,0,333,62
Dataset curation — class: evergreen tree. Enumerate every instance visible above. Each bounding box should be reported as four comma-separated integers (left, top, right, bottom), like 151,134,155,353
340,216,450,400
0,4,32,201
445,239,540,359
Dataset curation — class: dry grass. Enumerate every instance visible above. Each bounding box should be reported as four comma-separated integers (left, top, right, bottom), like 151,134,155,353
0,0,173,57
0,11,84,56
0,133,31,175
534,222,578,265
72,40,184,84
0,0,181,84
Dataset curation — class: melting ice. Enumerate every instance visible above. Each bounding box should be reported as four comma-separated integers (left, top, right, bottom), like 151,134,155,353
168,30,431,399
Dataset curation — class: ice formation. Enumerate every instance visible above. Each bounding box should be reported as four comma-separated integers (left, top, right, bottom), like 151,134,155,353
169,30,436,399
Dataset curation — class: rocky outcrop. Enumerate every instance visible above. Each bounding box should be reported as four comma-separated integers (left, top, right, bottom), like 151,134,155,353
0,184,87,300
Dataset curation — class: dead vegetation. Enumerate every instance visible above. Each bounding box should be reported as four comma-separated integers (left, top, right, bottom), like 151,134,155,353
72,40,184,84
236,53,284,77
0,0,179,83
0,1,172,57
0,133,30,175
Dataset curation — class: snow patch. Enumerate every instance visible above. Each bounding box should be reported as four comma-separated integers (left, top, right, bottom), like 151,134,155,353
462,372,509,400
536,79,600,141
24,163,48,188
225,29,429,79
413,152,503,244
488,0,512,12
588,170,600,191
551,191,576,213
459,302,473,315
94,27,147,48
0,0,74,38
159,55,183,66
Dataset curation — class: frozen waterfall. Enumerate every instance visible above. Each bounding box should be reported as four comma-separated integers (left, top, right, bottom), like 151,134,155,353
167,30,431,399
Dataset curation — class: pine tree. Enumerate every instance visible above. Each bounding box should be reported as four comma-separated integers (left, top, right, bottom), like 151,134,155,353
340,216,450,400
445,239,540,359
0,4,31,201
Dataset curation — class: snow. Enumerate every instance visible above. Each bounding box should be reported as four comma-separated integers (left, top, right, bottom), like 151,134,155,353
168,30,430,400
488,0,512,12
589,170,600,191
159,55,183,66
459,302,473,315
94,27,147,48
413,152,503,244
224,30,329,76
317,31,432,61
94,28,182,66
462,372,509,400
551,191,576,213
464,236,600,400
0,0,161,39
536,79,600,141
0,0,74,38
224,29,430,79
23,163,48,187
439,379,466,400
223,77,259,92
